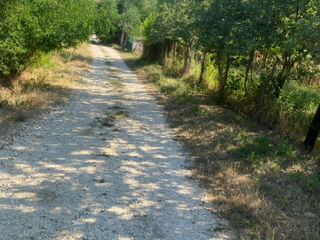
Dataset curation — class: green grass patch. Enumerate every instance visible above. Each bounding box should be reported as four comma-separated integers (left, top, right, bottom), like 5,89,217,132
109,79,123,87
276,81,320,138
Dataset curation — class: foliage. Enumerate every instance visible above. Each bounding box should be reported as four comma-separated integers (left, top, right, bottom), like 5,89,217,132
139,0,319,108
94,0,158,44
94,0,121,43
0,0,95,78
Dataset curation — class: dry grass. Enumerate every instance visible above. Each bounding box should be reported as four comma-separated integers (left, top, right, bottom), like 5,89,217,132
0,43,93,136
118,48,320,240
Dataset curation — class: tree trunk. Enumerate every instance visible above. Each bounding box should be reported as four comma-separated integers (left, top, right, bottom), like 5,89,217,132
183,46,192,75
304,104,320,152
166,41,172,59
120,0,132,47
216,50,223,85
219,55,231,94
160,40,168,66
244,50,254,90
275,55,292,99
258,57,280,110
172,42,177,59
198,51,207,86
142,42,161,62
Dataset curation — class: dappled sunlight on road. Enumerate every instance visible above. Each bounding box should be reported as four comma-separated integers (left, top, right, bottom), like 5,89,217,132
0,44,233,240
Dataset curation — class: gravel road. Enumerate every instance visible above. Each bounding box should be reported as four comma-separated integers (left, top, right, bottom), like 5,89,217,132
0,44,234,240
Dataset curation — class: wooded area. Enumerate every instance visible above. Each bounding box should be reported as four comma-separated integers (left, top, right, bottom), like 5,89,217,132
0,1,319,239
139,0,320,145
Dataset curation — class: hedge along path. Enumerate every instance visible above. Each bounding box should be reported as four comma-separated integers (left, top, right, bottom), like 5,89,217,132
0,44,235,240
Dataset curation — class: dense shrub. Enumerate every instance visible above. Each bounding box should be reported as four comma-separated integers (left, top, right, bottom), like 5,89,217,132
0,0,95,79
94,0,121,44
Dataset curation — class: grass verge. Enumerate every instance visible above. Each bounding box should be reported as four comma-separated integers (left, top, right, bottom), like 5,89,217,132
0,43,93,137
117,48,320,240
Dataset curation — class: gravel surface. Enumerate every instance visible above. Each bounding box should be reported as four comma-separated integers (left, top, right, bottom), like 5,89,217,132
0,44,234,240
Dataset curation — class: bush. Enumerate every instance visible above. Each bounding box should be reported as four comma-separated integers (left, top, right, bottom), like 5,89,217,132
94,0,121,44
0,0,95,79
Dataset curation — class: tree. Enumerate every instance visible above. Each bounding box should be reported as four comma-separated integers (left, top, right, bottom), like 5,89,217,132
141,0,198,72
304,104,320,151
120,0,133,47
95,0,121,44
198,0,249,94
141,3,176,64
0,0,95,79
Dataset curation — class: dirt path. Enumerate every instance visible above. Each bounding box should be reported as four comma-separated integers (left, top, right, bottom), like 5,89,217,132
0,44,233,240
